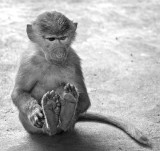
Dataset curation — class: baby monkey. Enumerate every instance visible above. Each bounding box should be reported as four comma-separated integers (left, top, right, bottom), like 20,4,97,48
11,11,151,146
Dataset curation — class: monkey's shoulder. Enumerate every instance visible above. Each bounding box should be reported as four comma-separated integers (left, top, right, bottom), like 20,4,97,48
23,47,47,64
17,50,47,78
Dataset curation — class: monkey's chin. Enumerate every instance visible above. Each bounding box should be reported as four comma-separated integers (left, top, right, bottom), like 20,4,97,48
51,48,67,62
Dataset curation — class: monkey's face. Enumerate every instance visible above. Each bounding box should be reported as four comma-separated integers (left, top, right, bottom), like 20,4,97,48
26,11,77,63
41,34,71,62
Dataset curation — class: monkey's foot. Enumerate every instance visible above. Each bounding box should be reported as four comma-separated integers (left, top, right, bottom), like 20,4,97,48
59,83,79,131
64,83,79,99
41,90,61,135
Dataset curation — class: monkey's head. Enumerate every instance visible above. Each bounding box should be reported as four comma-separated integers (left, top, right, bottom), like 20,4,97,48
26,11,77,63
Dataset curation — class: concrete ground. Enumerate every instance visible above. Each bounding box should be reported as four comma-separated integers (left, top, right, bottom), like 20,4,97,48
0,0,160,150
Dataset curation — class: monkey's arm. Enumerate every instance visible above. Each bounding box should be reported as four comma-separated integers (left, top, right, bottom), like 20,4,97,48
77,93,90,113
76,80,91,114
11,61,42,117
72,62,91,114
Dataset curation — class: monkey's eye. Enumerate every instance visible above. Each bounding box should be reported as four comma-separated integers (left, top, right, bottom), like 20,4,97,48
60,36,67,40
47,37,56,41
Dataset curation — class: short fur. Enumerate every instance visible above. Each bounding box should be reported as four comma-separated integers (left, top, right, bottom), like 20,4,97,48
11,11,151,147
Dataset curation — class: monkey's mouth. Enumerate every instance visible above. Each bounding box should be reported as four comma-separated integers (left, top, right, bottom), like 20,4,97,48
51,48,66,60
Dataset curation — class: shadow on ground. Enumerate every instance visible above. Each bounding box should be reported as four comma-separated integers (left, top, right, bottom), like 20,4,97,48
9,131,103,151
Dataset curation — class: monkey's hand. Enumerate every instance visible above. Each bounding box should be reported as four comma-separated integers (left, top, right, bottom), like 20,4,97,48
27,104,45,128
41,90,61,135
59,83,79,131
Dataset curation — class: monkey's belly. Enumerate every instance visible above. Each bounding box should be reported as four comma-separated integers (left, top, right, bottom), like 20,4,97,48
30,82,64,102
30,70,79,103
31,82,59,102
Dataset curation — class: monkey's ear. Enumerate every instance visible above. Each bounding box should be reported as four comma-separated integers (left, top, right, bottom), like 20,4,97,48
26,24,36,42
74,23,78,30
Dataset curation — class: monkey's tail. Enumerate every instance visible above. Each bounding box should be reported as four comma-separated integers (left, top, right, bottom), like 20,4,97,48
77,112,152,147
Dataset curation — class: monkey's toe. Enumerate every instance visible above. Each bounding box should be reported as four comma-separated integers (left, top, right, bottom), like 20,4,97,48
64,83,79,99
41,91,60,110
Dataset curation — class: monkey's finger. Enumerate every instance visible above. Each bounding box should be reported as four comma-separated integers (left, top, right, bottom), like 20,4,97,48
34,116,44,128
31,116,41,128
34,107,44,116
37,121,44,127
34,121,43,128
37,111,44,119
31,115,38,123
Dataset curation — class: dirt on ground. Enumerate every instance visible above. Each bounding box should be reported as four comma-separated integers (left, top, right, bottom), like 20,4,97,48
0,0,160,150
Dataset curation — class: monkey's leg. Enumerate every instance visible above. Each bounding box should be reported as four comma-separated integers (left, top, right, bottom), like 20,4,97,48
41,90,61,135
59,83,79,131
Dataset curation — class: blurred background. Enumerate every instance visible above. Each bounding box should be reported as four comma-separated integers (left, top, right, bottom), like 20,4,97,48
0,0,160,150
